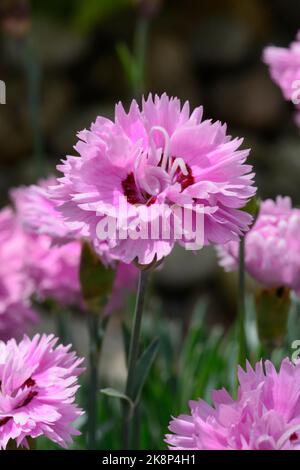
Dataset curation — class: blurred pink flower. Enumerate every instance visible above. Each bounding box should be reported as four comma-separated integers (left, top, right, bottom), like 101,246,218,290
263,31,300,126
0,207,37,341
11,181,138,313
11,186,83,308
216,196,300,293
10,178,86,243
0,334,84,449
50,93,256,266
166,358,300,450
26,236,82,308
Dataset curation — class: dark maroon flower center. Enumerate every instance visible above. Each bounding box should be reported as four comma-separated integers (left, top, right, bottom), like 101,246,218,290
122,173,143,205
121,173,158,206
122,159,194,206
174,162,194,191
290,432,298,442
20,390,38,408
22,377,36,389
0,377,37,427
0,416,10,427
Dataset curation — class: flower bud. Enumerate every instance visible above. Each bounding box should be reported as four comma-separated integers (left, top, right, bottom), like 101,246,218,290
255,286,290,351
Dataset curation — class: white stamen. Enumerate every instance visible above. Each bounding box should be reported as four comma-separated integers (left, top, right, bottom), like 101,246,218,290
133,150,147,201
276,424,300,449
142,175,160,196
149,126,189,181
169,157,189,181
149,126,170,171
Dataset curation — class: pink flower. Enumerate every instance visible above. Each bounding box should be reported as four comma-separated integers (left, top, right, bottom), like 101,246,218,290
216,196,300,293
10,178,86,243
0,207,37,341
26,237,82,308
50,94,256,266
0,334,84,449
10,181,139,311
11,185,83,308
263,31,300,126
166,358,300,450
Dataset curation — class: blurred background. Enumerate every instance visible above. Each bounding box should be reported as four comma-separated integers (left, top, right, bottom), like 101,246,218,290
1,0,300,448
1,0,300,325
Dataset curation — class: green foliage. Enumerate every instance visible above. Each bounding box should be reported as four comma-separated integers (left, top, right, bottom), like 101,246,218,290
242,196,260,220
80,242,115,313
131,337,160,403
256,287,290,351
101,388,134,408
31,0,133,31
73,0,132,32
36,292,299,450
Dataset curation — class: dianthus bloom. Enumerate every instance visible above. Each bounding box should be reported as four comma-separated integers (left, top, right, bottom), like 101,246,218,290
26,237,82,307
0,207,37,340
166,358,300,450
11,178,86,242
0,334,84,449
11,180,138,311
263,31,300,126
216,196,300,293
11,185,83,308
50,94,256,266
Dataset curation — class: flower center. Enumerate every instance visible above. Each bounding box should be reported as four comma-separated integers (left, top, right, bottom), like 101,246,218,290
122,162,194,205
22,377,36,389
122,127,194,205
20,390,38,407
122,172,158,206
0,377,37,427
171,158,194,191
122,172,144,205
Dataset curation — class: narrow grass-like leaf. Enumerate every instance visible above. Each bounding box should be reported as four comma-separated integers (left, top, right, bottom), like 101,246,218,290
100,388,134,408
131,337,160,403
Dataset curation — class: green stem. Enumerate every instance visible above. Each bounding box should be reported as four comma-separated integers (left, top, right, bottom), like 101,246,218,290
255,287,290,359
23,35,45,177
55,310,71,345
87,315,101,450
237,238,248,368
123,270,149,449
131,404,141,450
133,16,149,97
